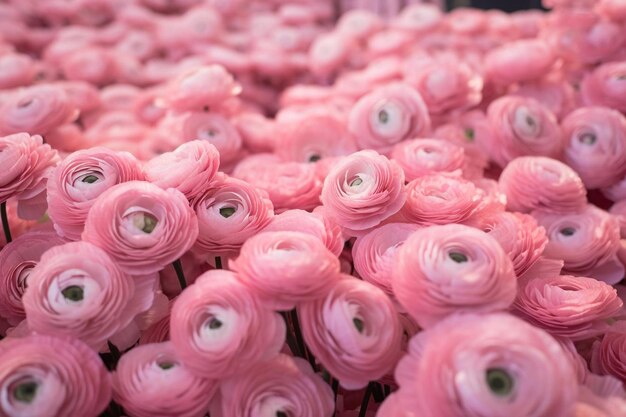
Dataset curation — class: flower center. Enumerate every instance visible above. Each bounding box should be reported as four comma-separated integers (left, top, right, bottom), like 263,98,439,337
133,212,158,234
219,207,236,218
308,154,321,163
158,362,175,370
578,132,596,145
276,412,288,417
81,175,99,184
486,368,514,397
464,128,475,141
353,317,364,333
378,109,389,124
13,380,38,403
449,252,468,263
61,285,84,302
207,317,223,330
349,177,363,187
560,227,576,236
17,98,33,109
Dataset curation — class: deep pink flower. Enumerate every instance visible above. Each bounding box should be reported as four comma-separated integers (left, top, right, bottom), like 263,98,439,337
82,181,199,275
0,335,111,417
591,322,626,384
581,61,626,113
393,224,517,327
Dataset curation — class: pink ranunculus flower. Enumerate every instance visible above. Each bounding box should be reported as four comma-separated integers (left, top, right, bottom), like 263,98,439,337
390,138,468,181
161,64,241,112
264,208,344,257
22,241,155,349
192,173,274,258
514,274,623,341
483,212,548,277
581,61,626,113
336,9,384,41
499,156,587,214
170,270,285,378
347,83,431,153
113,341,217,417
510,79,576,120
533,204,624,284
484,39,557,86
231,231,340,310
299,276,403,389
485,96,563,167
0,85,78,136
393,224,517,328
82,181,199,275
389,313,577,417
590,322,626,384
0,232,64,326
212,354,334,417
399,173,487,226
0,133,59,219
352,222,420,301
0,334,111,417
0,53,36,89
144,140,220,201
392,4,443,34
562,107,626,189
47,147,145,240
307,32,355,78
604,176,626,202
320,150,406,235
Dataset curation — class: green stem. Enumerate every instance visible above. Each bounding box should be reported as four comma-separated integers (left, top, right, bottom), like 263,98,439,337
215,256,223,269
173,259,187,290
1,202,12,244
358,383,373,417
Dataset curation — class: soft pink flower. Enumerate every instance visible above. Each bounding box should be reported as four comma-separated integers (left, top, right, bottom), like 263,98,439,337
352,222,420,301
82,181,199,275
388,313,577,417
533,204,624,284
581,61,626,113
485,96,563,167
391,138,468,181
348,83,430,153
0,335,111,417
515,274,623,340
113,341,216,417
510,79,576,120
47,147,145,240
60,47,118,87
320,150,406,235
212,354,334,417
591,322,626,384
0,53,36,89
392,4,443,33
299,276,403,389
231,113,276,153
307,32,355,78
264,208,344,257
499,156,587,213
336,9,384,41
393,224,517,328
23,241,155,349
144,140,219,201
231,231,340,310
563,107,626,189
170,270,285,378
0,85,78,136
0,232,64,326
483,211,548,277
484,40,557,86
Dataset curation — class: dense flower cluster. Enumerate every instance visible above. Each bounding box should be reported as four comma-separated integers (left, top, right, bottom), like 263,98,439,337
0,0,625,416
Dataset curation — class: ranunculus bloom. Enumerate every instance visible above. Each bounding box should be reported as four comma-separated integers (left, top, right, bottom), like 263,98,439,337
392,4,443,33
47,147,145,240
499,156,587,213
399,173,488,226
0,53,36,89
591,322,626,384
144,140,220,201
562,107,626,189
484,39,557,85
0,232,64,326
389,313,577,417
113,342,217,417
533,204,624,284
299,276,403,389
581,61,626,113
264,208,344,257
192,173,274,258
485,96,563,167
0,85,78,136
348,83,431,153
393,224,517,327
515,274,623,341
82,181,199,275
483,212,548,277
161,64,240,112
510,79,576,120
212,354,334,417
0,335,111,417
352,222,420,300
23,241,155,349
0,133,59,219
170,270,285,378
231,231,340,310
391,138,469,181
604,176,626,202
320,150,406,235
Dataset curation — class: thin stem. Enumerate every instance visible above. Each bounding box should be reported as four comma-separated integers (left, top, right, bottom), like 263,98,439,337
372,383,385,403
280,312,302,357
1,202,12,244
358,383,373,417
173,259,186,290
290,309,316,371
384,384,391,397
215,256,222,269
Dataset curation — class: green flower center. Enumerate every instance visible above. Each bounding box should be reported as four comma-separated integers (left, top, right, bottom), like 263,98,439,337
378,109,389,124
61,285,84,302
578,133,596,145
81,175,99,184
349,177,363,187
560,227,576,237
13,381,38,403
486,368,514,397
449,252,468,263
308,154,321,163
353,317,364,333
158,362,175,370
219,207,236,218
208,318,223,330
464,128,475,141
133,213,158,234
